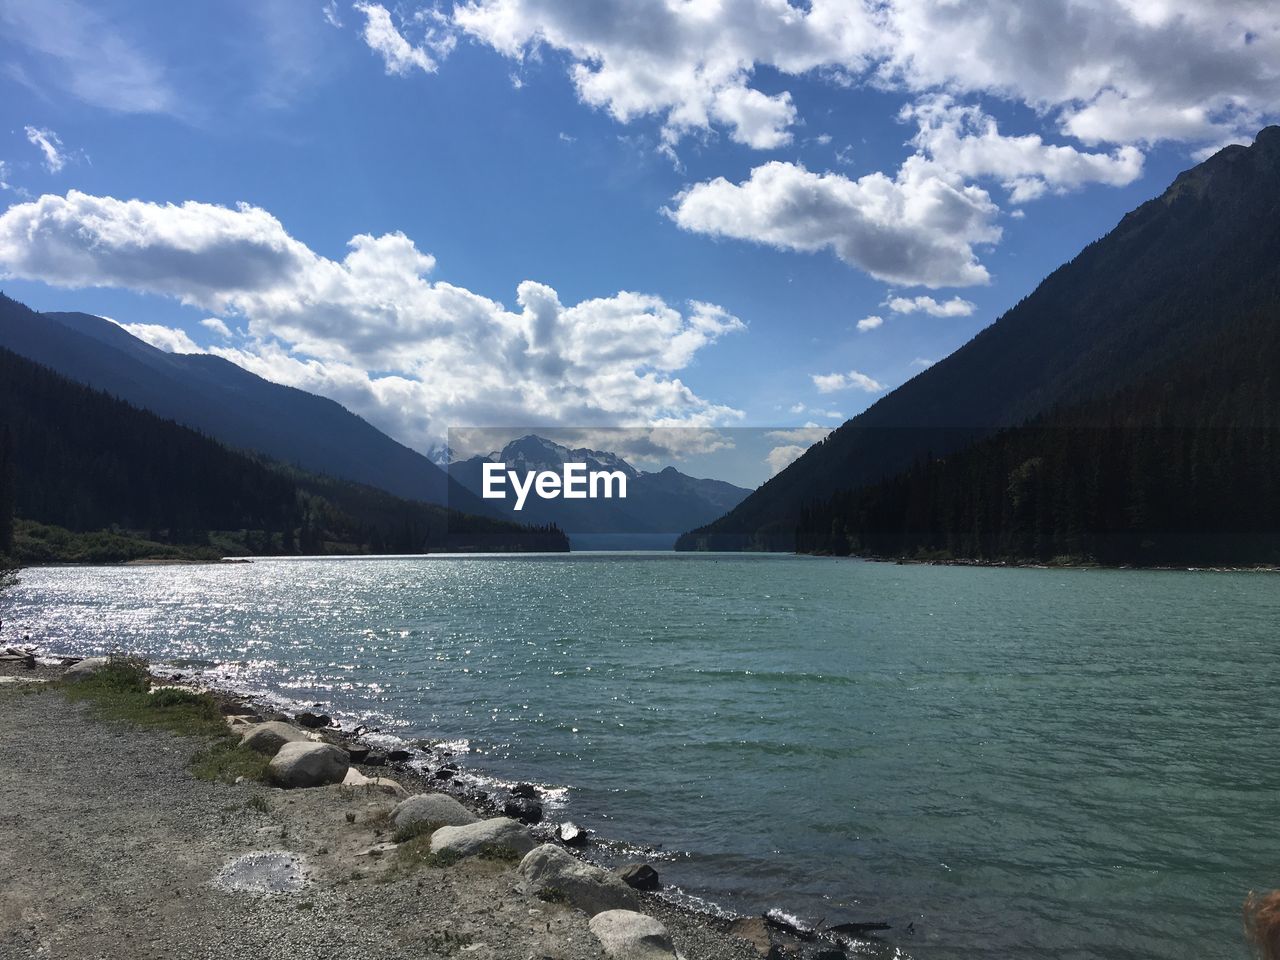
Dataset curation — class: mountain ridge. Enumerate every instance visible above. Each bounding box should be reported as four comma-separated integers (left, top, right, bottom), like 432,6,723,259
451,434,752,547
679,126,1280,550
0,297,493,515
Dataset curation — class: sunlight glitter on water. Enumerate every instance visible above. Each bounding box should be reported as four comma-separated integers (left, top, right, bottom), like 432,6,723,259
5,553,1279,960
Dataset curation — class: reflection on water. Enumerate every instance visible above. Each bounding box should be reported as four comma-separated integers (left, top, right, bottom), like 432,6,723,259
6,554,1279,960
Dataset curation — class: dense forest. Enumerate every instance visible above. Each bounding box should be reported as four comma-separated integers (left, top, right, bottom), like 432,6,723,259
0,347,567,563
794,311,1280,566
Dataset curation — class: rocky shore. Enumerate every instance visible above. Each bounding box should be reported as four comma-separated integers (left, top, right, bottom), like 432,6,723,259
0,652,872,960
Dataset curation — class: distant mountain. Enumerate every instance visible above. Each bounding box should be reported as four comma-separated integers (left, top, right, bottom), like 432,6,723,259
0,296,491,514
679,126,1280,553
450,435,752,548
0,346,568,562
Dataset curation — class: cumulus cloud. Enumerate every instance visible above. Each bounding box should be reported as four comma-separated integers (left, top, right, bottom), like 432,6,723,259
812,369,886,394
856,315,883,331
668,158,1000,287
439,0,1280,152
887,294,974,317
111,320,200,354
882,0,1278,147
0,191,744,451
24,126,65,173
763,426,832,475
904,98,1145,202
451,0,876,151
354,2,454,75
201,316,232,338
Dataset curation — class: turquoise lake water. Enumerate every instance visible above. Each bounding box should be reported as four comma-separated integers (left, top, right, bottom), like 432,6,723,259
5,553,1278,959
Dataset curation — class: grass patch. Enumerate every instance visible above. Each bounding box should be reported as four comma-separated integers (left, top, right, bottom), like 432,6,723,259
60,657,269,784
392,819,444,844
191,741,272,783
476,843,522,864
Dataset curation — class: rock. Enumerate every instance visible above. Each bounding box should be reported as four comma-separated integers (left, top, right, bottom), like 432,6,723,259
432,763,459,781
267,741,349,788
239,721,310,755
391,793,478,833
557,821,588,846
588,910,678,960
63,657,110,681
510,782,539,798
346,744,370,763
518,844,640,916
296,711,331,729
727,918,781,959
341,768,408,799
503,796,543,824
387,748,412,763
364,751,388,767
615,863,660,891
429,817,536,860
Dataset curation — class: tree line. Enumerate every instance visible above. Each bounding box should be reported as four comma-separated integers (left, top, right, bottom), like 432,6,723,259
0,347,567,561
796,310,1280,566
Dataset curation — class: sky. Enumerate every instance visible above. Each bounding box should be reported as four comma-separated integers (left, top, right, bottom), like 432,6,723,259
0,0,1277,476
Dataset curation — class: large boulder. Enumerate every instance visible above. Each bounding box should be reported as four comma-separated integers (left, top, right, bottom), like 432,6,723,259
268,741,349,788
589,910,679,960
392,793,478,834
519,843,640,916
239,721,310,755
63,657,110,681
429,817,535,860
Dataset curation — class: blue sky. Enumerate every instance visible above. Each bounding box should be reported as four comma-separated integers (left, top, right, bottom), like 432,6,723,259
0,0,1276,474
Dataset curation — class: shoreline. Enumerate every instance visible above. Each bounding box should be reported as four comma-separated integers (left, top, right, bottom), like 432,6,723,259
0,648,890,960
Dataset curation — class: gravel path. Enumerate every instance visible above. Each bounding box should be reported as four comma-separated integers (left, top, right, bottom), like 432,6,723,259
0,683,765,960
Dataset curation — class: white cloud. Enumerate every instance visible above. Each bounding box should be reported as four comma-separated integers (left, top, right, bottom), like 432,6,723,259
880,0,1279,147
669,158,1000,288
0,0,175,114
110,320,200,354
441,0,1280,152
910,356,936,368
322,1,343,28
788,403,842,419
0,191,744,451
354,2,454,76
767,426,832,444
765,444,808,475
812,369,885,394
200,316,232,338
763,427,831,475
887,294,974,317
24,126,65,173
904,97,1145,203
856,314,883,331
451,0,876,152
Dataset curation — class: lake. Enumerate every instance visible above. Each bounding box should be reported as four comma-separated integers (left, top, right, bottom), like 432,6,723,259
4,553,1277,959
